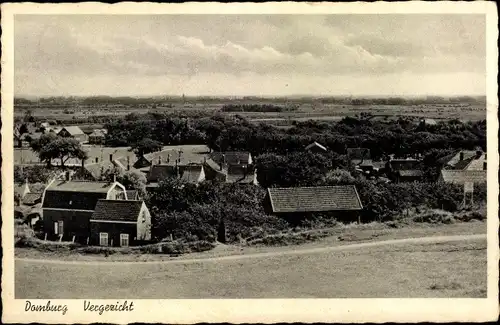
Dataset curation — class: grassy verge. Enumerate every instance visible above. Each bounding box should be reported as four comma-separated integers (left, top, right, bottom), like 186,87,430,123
16,237,215,256
15,218,486,262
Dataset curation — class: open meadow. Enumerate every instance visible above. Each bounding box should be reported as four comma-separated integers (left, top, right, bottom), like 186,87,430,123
16,236,486,299
15,221,486,298
15,101,486,124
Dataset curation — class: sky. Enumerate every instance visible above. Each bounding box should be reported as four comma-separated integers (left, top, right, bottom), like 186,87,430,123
14,14,486,97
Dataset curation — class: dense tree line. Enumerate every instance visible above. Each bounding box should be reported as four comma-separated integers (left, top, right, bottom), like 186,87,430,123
104,114,486,160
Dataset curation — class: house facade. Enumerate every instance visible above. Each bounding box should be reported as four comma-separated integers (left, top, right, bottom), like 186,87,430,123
41,175,127,243
90,199,152,247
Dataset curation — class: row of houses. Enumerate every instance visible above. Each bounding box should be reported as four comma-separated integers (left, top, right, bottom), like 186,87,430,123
14,123,106,148
14,138,487,247
346,146,487,185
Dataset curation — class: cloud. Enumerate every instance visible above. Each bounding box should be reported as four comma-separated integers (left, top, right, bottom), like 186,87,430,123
14,14,486,96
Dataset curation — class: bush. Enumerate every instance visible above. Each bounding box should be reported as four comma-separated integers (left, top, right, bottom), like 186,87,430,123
412,210,455,224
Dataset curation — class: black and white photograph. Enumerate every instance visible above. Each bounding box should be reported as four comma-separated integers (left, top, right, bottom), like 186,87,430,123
2,2,498,324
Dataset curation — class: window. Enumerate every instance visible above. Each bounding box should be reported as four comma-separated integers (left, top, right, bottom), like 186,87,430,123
99,233,109,246
58,221,64,235
54,221,63,235
120,234,129,247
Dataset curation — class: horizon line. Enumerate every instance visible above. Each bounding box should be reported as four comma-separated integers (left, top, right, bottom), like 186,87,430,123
15,93,487,99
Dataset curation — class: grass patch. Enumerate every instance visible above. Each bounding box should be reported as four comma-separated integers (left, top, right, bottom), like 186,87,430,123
15,237,216,256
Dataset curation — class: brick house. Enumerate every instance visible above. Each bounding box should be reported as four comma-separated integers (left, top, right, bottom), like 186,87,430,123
90,199,152,247
265,185,363,223
41,174,127,243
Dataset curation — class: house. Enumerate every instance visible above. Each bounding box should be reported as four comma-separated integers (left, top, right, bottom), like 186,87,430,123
201,151,257,184
265,185,363,223
17,132,43,147
58,126,88,143
133,145,210,169
74,154,130,181
385,158,423,182
225,165,258,185
41,173,127,243
422,118,438,126
22,192,43,206
210,151,253,166
305,141,327,153
88,130,106,145
442,150,486,171
394,169,424,183
146,164,205,188
90,199,152,247
347,148,373,168
439,170,487,186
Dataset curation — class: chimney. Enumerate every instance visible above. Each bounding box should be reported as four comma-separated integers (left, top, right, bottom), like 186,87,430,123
475,150,482,159
112,173,116,183
109,154,113,162
127,156,130,171
65,171,71,182
167,153,171,163
95,157,98,163
459,152,464,161
81,159,85,172
158,156,161,164
483,162,487,170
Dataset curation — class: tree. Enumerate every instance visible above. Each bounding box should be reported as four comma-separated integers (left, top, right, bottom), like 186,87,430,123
132,138,163,157
118,170,147,198
23,109,34,122
33,136,88,168
19,124,29,135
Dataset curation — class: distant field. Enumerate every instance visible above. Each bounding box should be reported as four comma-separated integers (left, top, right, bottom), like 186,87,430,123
14,102,486,122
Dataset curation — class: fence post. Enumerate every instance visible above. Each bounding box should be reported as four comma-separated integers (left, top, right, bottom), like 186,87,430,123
44,233,47,241
87,237,90,245
111,239,113,247
72,236,75,243
59,234,63,242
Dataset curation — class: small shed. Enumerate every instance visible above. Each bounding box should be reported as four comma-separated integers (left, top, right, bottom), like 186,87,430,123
90,199,152,247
